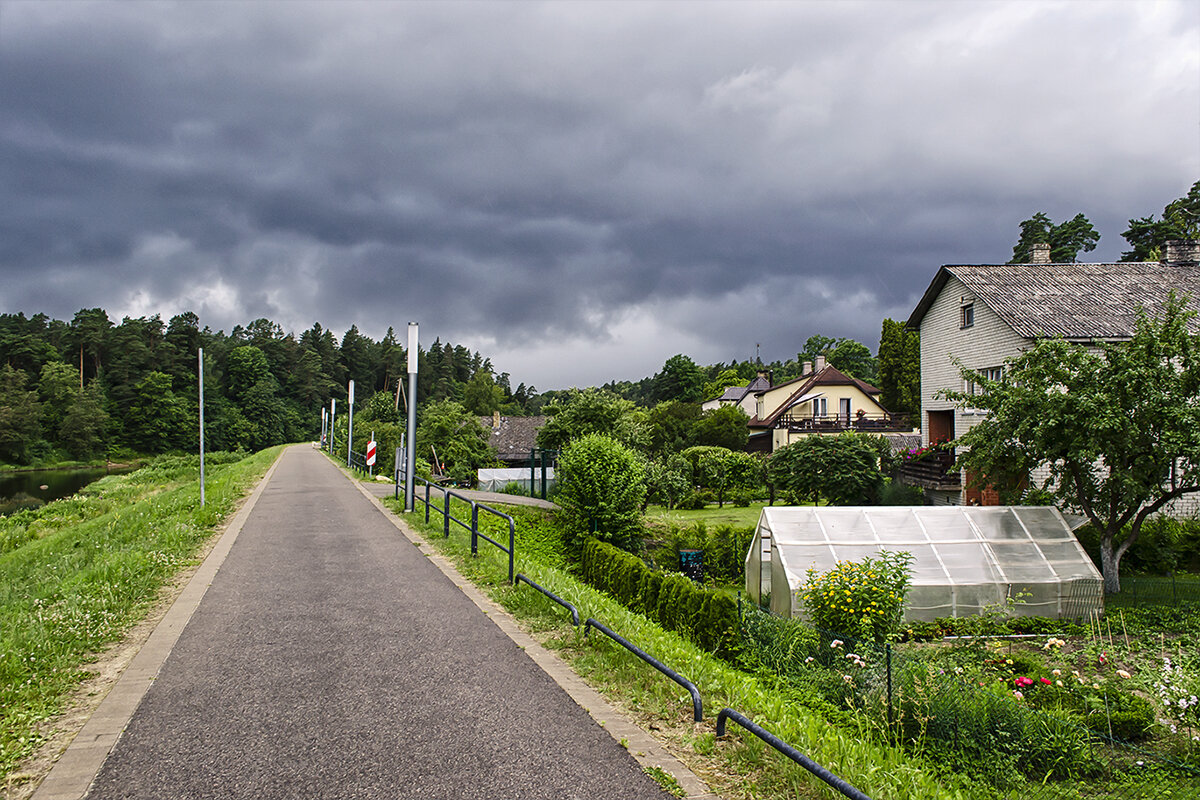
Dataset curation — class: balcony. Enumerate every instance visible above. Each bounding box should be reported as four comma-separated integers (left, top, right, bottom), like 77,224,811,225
899,448,961,490
780,411,914,434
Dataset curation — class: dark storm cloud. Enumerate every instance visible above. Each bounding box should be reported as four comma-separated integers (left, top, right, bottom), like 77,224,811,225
0,0,1196,388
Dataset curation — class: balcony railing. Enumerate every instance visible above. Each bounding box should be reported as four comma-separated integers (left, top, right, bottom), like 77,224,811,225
780,411,913,434
898,448,961,489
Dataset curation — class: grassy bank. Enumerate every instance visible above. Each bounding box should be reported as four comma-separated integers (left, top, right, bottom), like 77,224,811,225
383,494,985,800
0,446,283,781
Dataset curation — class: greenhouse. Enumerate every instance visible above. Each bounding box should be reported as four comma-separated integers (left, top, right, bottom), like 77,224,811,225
745,506,1103,622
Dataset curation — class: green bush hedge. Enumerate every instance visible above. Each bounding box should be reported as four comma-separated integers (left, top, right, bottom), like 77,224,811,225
580,537,739,656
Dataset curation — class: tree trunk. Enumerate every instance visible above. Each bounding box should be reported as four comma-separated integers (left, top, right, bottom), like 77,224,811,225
1099,534,1121,595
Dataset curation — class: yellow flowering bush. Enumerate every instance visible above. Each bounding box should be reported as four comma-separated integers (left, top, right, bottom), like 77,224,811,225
800,550,913,644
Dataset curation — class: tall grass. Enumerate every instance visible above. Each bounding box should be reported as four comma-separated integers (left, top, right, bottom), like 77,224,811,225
0,447,282,781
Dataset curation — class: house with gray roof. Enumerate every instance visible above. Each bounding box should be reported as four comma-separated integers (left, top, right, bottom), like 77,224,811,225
904,239,1200,505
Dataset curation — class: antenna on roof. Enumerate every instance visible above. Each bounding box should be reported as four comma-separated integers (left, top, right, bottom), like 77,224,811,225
755,343,761,364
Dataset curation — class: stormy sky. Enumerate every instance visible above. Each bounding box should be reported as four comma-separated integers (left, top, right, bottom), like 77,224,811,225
1,1,1197,390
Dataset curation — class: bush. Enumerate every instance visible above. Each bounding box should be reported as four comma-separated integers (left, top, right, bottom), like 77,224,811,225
676,490,708,511
557,433,646,556
728,487,756,507
801,551,912,644
579,537,739,656
648,522,755,586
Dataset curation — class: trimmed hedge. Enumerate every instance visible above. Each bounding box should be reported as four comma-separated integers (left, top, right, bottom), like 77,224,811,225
580,537,739,656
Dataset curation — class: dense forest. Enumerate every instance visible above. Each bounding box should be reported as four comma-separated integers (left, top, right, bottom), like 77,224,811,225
0,309,540,467
0,306,917,470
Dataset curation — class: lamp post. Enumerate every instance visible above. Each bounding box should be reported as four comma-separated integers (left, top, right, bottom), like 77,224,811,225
405,322,418,512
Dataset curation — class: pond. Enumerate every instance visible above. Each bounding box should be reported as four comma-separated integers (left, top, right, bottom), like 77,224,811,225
0,465,136,506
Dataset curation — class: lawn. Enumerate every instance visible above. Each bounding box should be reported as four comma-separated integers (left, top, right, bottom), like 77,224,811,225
644,502,773,529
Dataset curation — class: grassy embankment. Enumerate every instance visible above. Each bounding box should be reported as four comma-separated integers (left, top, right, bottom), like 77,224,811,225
0,447,283,785
381,492,985,800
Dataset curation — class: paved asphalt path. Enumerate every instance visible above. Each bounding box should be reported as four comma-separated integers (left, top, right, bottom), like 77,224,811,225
84,447,676,800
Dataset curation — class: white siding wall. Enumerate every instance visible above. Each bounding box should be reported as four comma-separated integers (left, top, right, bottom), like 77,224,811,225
919,276,1029,447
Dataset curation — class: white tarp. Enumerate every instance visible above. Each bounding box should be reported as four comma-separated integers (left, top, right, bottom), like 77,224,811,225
476,467,556,493
746,506,1103,622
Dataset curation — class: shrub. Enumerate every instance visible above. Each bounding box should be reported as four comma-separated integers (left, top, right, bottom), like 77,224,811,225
579,537,739,656
801,551,912,644
557,434,646,556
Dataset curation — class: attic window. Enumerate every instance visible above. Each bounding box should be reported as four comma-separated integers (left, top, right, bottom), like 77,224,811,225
960,302,975,329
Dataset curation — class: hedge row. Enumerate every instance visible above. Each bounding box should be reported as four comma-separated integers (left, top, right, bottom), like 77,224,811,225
579,537,739,656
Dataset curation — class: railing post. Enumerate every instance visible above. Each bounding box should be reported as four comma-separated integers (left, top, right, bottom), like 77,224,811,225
444,490,451,537
886,644,894,741
471,503,479,555
424,482,431,524
507,517,515,583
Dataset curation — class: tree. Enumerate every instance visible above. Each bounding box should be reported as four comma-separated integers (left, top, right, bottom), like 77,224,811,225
462,370,505,416
38,360,79,438
1120,180,1200,261
415,399,495,484
0,365,43,464
768,433,884,506
1009,212,1100,263
536,387,648,451
799,335,878,383
944,296,1200,594
556,433,646,554
877,318,920,416
645,400,703,456
59,381,109,459
126,371,191,452
694,405,749,450
702,368,743,403
651,354,707,404
681,445,759,507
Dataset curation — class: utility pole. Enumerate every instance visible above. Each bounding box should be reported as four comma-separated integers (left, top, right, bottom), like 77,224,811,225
347,380,355,468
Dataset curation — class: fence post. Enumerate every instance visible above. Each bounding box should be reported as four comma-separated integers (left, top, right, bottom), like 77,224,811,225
444,490,451,537
424,482,431,524
471,503,479,556
1172,572,1177,605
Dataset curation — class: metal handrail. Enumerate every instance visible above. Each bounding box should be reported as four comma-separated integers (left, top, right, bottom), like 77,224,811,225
471,502,515,583
584,618,702,722
716,708,872,800
515,574,579,627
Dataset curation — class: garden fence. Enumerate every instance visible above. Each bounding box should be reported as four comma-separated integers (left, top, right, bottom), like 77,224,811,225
1108,574,1200,610
739,602,1200,799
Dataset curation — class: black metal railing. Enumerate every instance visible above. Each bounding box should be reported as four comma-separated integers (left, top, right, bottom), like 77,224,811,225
584,618,702,722
349,449,368,473
400,476,515,582
515,574,580,627
898,448,960,488
716,708,872,800
780,411,912,434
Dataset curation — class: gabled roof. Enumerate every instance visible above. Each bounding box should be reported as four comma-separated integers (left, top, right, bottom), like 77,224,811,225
477,415,547,460
907,261,1200,339
749,365,883,428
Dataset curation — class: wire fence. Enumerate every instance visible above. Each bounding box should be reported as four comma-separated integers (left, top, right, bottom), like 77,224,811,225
1107,574,1200,609
739,602,1200,799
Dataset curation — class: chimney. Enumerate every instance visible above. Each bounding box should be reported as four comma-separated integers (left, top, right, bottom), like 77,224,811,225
492,411,501,429
1030,243,1052,264
815,355,827,371
756,369,772,386
802,360,813,376
1165,239,1200,266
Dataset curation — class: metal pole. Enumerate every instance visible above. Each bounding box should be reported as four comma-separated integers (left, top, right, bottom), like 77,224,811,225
198,348,205,508
330,398,337,454
347,379,355,468
405,322,418,512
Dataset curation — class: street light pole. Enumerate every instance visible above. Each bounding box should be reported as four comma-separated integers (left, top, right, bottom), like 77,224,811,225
405,322,418,512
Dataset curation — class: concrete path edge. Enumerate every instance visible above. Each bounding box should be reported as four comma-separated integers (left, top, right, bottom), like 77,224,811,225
344,471,721,800
30,449,287,800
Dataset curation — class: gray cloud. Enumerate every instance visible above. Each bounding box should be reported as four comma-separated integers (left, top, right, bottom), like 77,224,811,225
1,0,1196,388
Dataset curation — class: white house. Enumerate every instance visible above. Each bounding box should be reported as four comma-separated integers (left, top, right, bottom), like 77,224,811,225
903,239,1200,506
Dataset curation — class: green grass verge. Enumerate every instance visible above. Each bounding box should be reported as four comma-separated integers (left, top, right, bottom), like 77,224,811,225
383,495,987,800
0,446,284,780
644,503,770,529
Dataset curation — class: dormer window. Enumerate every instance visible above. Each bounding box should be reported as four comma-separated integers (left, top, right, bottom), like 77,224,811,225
960,302,975,329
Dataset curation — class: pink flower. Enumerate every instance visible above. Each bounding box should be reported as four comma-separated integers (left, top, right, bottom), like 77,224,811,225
1014,676,1034,688
1039,678,1052,685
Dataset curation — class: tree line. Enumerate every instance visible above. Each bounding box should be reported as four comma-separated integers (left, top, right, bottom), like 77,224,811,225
0,310,538,467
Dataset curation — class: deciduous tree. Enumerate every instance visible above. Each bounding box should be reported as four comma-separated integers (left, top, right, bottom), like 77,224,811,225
944,296,1200,594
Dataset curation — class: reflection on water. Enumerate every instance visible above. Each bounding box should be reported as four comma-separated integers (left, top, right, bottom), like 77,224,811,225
0,466,136,506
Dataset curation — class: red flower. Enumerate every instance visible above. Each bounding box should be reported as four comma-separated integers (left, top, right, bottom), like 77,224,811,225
1039,678,1052,685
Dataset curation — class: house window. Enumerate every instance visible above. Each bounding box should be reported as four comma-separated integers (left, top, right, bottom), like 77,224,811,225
983,366,1003,383
839,397,851,424
812,398,827,418
960,302,975,329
